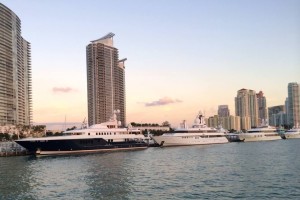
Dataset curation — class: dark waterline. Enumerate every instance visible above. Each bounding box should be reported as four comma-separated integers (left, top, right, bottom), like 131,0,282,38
1,140,300,200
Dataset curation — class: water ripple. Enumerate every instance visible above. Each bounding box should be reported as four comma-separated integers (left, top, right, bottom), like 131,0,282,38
0,140,300,199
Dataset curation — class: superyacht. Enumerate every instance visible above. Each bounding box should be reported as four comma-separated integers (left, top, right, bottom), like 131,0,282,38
16,111,148,155
151,112,229,147
238,120,282,142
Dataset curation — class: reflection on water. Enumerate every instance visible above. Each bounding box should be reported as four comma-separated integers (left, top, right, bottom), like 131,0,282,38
1,140,300,199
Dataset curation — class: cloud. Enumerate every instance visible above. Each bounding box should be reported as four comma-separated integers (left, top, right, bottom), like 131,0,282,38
145,97,182,107
52,87,77,93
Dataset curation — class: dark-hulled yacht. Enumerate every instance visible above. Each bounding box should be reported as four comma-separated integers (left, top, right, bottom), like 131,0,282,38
16,112,147,155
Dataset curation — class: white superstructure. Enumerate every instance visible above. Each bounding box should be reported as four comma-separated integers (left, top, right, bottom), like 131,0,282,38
151,113,229,147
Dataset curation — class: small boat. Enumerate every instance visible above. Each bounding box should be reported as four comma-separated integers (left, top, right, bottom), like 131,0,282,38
151,112,229,147
15,111,148,155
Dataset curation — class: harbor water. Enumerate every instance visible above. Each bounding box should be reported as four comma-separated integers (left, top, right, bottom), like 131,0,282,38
0,139,299,199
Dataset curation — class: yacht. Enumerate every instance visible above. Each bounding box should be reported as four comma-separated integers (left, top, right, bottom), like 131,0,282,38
151,113,229,147
238,120,282,142
282,124,300,139
16,111,148,155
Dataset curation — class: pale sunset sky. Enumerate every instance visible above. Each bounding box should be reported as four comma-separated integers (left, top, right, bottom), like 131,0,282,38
2,0,300,127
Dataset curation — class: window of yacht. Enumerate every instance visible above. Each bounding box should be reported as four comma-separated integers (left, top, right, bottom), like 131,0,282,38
114,133,116,135
88,133,90,135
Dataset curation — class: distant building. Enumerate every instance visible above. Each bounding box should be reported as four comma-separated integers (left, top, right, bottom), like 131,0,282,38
0,3,32,126
256,91,267,124
207,115,219,128
218,105,230,117
86,33,126,126
268,105,285,126
287,82,300,127
207,115,241,131
235,89,258,129
220,115,241,131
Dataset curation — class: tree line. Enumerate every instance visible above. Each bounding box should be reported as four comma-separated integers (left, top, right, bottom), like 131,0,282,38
130,121,171,127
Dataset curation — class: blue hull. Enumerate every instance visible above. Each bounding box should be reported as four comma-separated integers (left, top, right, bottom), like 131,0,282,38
16,138,148,155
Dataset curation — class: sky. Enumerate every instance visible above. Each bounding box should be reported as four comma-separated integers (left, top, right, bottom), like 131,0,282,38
1,0,300,128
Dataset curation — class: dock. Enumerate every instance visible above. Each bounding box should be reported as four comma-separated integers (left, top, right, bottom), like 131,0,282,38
0,141,29,157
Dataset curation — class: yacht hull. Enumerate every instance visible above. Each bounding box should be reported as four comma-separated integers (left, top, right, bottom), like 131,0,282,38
284,134,300,139
237,134,282,142
15,138,148,155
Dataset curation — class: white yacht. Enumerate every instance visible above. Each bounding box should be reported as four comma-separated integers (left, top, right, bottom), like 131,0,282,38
283,124,300,139
238,120,282,142
151,113,229,147
16,110,148,155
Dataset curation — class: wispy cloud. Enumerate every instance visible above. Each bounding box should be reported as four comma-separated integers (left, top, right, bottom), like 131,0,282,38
52,87,77,93
145,97,182,107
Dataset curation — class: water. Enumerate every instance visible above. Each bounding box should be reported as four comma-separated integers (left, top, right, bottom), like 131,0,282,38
1,140,300,200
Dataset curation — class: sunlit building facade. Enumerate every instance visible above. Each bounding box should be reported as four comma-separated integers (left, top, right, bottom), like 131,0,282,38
0,3,32,126
207,115,241,131
86,33,126,126
235,89,258,129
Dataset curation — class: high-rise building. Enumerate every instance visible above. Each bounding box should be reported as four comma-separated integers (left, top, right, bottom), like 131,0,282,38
256,91,267,124
86,33,126,126
0,3,32,126
218,105,230,117
235,89,258,129
287,82,300,127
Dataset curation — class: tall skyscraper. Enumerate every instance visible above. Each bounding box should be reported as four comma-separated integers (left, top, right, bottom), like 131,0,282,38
218,105,230,117
0,3,32,126
235,89,258,129
256,91,267,124
86,33,126,126
287,82,300,127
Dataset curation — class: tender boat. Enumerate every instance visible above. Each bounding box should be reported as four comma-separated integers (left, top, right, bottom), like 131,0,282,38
16,111,148,155
282,124,300,139
238,120,282,142
151,112,229,147
225,132,245,142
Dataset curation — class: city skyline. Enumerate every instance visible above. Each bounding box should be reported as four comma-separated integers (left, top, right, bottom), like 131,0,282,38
1,0,299,127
